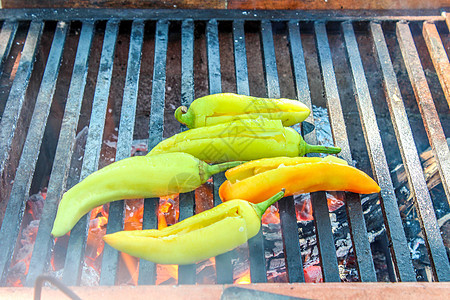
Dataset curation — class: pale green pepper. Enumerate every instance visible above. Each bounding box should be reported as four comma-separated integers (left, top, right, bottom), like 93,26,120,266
103,190,285,265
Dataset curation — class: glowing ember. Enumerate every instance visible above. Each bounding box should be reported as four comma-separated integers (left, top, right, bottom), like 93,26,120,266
10,176,344,286
124,199,144,231
155,195,180,284
7,190,48,287
156,264,178,285
304,265,323,283
84,205,108,272
158,195,179,229
262,205,280,224
295,193,345,221
234,269,251,284
120,253,139,285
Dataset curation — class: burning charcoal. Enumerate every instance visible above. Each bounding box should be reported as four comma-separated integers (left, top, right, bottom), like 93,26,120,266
6,261,27,287
263,221,287,282
131,139,148,156
26,189,46,220
158,195,179,227
339,253,359,282
372,249,391,282
295,193,385,282
156,265,178,285
196,259,216,284
304,265,323,283
231,244,251,284
7,220,40,286
388,139,450,280
80,261,100,286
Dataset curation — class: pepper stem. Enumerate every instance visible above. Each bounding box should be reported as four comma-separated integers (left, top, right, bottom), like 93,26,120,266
299,139,341,156
253,189,286,219
206,161,246,176
174,106,192,127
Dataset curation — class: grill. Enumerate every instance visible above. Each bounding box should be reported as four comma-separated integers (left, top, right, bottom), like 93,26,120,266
0,8,449,292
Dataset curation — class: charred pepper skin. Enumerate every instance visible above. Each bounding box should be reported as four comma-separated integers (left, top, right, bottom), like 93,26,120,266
51,152,244,237
219,156,381,203
174,93,311,128
148,119,341,163
103,190,285,265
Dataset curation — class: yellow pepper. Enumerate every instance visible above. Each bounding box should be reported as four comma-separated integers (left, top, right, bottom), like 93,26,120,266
51,152,244,237
174,93,310,128
148,119,341,163
219,156,380,203
103,190,285,265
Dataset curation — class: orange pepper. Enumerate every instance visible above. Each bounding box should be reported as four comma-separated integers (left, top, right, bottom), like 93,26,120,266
219,156,380,204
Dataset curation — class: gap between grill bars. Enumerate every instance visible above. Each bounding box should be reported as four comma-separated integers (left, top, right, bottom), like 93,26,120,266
0,10,449,286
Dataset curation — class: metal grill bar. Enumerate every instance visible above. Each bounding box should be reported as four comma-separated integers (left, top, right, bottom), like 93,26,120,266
0,21,18,77
207,19,234,284
25,21,95,286
178,19,197,285
233,20,250,96
311,22,341,283
138,19,168,285
422,22,450,108
312,22,376,282
341,21,416,282
0,21,66,285
233,20,268,283
260,20,291,282
0,9,446,22
99,19,145,286
0,21,43,176
279,20,307,283
260,20,280,99
396,22,450,209
63,19,119,285
371,21,450,282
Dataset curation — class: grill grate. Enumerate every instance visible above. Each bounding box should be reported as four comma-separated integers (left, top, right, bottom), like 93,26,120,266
0,9,449,286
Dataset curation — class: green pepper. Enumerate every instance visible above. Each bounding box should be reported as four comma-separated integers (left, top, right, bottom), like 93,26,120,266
174,93,311,128
103,189,285,265
51,152,243,237
149,119,341,163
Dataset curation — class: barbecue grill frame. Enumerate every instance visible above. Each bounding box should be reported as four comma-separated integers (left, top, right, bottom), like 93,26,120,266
0,8,449,287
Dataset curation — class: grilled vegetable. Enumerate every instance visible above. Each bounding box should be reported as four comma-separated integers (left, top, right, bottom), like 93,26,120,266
103,190,285,265
219,156,380,203
174,93,310,128
148,119,341,163
51,152,244,237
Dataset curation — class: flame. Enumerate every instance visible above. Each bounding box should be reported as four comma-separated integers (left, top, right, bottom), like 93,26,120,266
158,195,179,229
8,189,47,286
262,205,280,224
124,199,144,231
156,264,178,285
235,269,251,284
107,196,182,285
50,250,56,271
121,253,139,285
296,196,313,221
8,224,38,286
155,196,180,284
295,193,345,222
84,204,109,273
